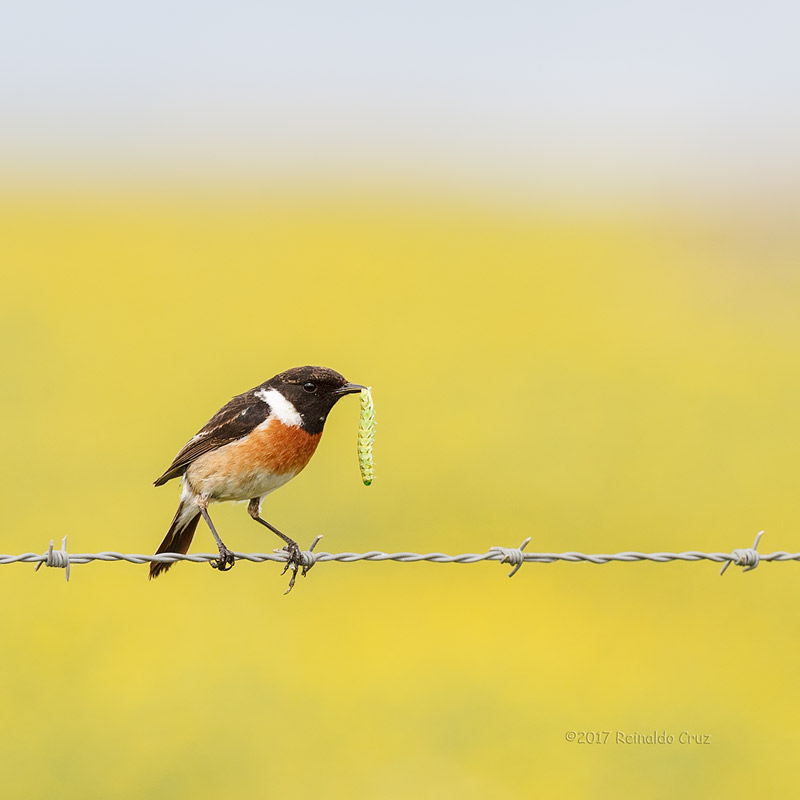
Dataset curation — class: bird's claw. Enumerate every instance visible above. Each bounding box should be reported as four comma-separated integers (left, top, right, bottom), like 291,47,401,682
211,546,236,572
280,541,303,594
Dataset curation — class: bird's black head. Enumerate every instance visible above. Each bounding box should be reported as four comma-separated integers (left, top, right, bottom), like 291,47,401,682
263,366,365,434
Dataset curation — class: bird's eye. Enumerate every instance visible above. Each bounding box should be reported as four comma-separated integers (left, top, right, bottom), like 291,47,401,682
303,381,317,393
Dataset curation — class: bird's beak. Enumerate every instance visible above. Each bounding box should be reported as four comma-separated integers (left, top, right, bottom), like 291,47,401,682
336,382,367,396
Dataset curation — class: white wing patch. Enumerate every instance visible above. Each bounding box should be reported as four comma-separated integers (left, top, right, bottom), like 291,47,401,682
254,388,303,428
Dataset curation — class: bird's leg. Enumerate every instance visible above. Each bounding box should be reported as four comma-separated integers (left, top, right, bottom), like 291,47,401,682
198,499,235,572
247,498,303,592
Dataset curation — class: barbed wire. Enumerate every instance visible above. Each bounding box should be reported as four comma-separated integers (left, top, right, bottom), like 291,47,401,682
4,530,798,583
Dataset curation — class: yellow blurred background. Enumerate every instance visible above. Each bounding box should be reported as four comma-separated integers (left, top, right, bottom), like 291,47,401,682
2,2,800,798
1,189,798,799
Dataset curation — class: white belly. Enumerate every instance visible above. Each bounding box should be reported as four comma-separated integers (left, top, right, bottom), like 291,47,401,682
195,466,296,502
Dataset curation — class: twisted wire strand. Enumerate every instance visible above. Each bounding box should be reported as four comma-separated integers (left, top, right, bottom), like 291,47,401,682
4,530,797,578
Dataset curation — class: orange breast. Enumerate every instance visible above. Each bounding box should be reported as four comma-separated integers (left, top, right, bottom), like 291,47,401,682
236,420,322,475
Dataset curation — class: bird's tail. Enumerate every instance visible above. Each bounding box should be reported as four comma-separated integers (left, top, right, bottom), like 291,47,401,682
149,500,201,579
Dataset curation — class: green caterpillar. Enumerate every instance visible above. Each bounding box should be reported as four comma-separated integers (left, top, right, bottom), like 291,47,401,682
358,388,375,485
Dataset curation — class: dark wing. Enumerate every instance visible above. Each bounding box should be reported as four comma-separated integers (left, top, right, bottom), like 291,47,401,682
154,389,270,486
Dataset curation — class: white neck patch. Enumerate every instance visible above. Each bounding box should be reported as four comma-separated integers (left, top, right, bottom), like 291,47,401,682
254,388,303,428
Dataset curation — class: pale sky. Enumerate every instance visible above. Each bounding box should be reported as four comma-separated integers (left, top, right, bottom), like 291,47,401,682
1,1,799,193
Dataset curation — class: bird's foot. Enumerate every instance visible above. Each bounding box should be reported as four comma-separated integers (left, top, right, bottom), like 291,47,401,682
280,540,303,594
211,545,236,572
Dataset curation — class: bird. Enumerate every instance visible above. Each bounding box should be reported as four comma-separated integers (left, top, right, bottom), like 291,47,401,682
151,365,365,589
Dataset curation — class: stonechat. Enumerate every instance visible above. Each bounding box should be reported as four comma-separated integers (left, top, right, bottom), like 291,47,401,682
151,366,365,589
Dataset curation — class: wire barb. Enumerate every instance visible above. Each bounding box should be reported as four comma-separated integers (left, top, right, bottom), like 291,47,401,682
489,536,532,577
298,534,324,571
720,530,764,576
34,535,71,581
